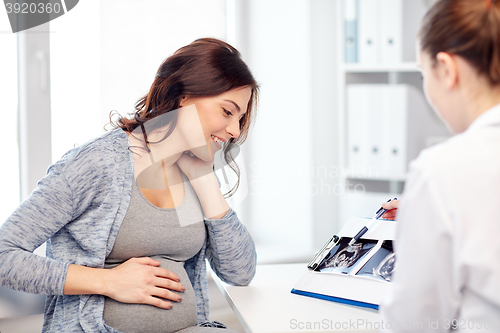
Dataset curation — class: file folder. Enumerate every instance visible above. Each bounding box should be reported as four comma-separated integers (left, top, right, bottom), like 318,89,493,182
292,274,384,310
380,85,407,175
379,0,403,63
358,0,379,64
346,84,448,178
354,0,428,64
368,86,384,176
346,85,371,177
344,0,358,63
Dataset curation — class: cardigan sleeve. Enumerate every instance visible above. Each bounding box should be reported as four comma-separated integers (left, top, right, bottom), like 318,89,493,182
0,161,74,295
204,208,256,286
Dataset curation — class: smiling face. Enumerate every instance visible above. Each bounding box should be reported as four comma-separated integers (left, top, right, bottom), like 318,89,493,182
179,86,252,161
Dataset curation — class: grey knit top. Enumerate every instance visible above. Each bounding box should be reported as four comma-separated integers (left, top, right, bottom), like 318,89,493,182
103,174,205,333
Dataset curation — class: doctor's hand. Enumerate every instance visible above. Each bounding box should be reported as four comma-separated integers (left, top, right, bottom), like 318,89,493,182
105,257,186,309
381,199,399,220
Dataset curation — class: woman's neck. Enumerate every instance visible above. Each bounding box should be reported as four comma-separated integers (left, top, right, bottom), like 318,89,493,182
127,128,187,178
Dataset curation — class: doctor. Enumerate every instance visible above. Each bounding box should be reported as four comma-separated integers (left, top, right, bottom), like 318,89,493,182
379,0,500,331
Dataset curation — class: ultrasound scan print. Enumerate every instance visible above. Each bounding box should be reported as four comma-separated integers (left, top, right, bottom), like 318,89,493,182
355,240,395,282
318,237,377,275
373,252,395,281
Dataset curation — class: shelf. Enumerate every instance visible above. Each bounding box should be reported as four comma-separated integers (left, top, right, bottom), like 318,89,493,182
345,173,408,182
341,62,419,73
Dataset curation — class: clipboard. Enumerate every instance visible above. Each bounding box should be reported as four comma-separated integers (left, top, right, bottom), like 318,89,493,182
292,217,396,310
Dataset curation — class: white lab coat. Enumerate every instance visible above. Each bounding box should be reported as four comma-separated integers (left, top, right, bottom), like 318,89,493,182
379,104,500,332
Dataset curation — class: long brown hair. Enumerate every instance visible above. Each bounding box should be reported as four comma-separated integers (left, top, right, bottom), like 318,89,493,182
419,0,500,86
109,38,259,197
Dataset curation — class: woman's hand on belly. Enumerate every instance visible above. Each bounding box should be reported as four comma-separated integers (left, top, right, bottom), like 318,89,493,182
104,257,186,309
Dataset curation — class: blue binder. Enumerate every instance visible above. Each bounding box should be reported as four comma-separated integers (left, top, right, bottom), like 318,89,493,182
344,0,358,63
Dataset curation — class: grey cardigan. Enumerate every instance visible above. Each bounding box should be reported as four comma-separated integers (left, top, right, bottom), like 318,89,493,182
0,129,256,332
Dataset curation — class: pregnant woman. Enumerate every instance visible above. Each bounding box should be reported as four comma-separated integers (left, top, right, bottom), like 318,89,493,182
0,38,258,333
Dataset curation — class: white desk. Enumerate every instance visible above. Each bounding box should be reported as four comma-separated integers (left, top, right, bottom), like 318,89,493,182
213,264,381,333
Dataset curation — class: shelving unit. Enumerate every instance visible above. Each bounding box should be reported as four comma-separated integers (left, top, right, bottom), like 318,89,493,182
334,0,449,224
341,62,419,73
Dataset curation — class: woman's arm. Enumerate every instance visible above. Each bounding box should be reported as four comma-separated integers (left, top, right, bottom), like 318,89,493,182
176,153,256,285
188,172,229,219
0,163,74,295
176,152,230,219
189,175,256,285
203,209,257,286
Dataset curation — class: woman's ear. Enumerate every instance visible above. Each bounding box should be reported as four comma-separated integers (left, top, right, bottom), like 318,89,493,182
435,52,459,90
179,96,186,107
180,95,194,107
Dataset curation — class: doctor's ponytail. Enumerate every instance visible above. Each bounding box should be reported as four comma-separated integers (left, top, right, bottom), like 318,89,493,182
419,0,500,86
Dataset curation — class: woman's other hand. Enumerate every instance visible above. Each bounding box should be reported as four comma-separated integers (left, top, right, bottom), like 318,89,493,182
381,199,399,220
176,151,230,219
104,257,185,309
176,150,214,181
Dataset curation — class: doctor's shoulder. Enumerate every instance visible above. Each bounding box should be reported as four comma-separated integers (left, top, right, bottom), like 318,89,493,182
406,132,476,180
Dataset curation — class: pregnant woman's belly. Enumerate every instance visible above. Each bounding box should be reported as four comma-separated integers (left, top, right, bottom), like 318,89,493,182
103,256,197,333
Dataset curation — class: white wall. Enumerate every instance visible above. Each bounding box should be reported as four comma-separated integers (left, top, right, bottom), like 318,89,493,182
309,0,340,249
50,0,102,162
100,0,226,128
242,0,317,262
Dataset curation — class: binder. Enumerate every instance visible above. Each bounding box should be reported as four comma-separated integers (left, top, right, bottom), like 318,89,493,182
379,0,403,63
346,85,371,177
292,274,384,310
292,217,396,310
346,84,448,178
380,85,407,175
344,0,358,63
357,0,379,64
368,86,384,176
378,0,428,63
354,0,428,64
